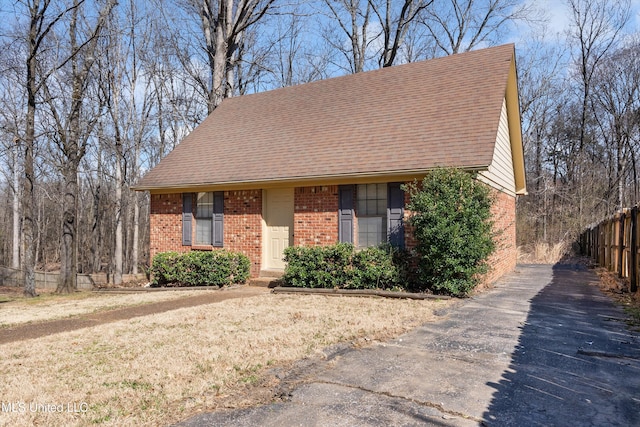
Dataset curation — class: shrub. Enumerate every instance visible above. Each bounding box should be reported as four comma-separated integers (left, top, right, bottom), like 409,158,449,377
405,168,495,296
150,252,182,286
150,250,250,287
282,243,403,290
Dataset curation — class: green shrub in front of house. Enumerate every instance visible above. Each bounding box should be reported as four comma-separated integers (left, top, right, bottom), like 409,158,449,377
150,250,250,287
282,243,406,290
404,167,495,297
149,251,182,285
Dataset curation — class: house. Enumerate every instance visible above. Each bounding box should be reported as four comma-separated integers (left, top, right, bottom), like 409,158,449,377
134,44,526,284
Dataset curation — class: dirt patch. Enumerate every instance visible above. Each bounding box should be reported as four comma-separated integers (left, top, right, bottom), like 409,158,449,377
0,286,234,329
0,286,268,344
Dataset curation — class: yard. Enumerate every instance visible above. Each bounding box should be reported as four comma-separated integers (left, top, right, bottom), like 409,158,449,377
0,287,455,426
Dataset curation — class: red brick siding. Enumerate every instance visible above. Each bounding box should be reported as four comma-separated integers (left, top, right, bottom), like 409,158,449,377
149,193,190,260
294,186,339,246
483,190,517,286
224,190,263,276
149,183,517,283
149,190,263,277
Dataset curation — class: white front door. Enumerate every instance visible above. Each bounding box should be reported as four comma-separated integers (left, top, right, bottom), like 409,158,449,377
264,188,294,270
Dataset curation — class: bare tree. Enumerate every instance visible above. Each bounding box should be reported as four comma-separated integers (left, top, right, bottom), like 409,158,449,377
517,37,567,244
0,42,25,269
369,0,434,67
41,0,116,293
566,0,631,150
591,39,640,209
18,0,81,297
262,9,331,88
565,0,631,226
320,0,373,73
421,0,533,55
186,0,277,112
97,0,157,283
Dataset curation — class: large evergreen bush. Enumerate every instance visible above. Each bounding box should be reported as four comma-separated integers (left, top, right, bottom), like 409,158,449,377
282,243,404,290
405,168,495,296
150,250,250,287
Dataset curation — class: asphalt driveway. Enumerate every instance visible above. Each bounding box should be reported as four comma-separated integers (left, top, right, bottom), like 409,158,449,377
176,263,640,426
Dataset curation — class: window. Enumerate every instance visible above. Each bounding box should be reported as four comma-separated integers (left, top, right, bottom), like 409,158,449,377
195,192,214,245
183,191,223,247
357,183,388,248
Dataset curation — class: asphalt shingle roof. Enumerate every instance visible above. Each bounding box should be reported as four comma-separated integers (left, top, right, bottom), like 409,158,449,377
135,44,516,190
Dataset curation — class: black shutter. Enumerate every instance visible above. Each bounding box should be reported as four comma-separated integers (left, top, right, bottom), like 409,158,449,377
387,183,405,248
212,191,224,247
339,185,354,244
182,193,193,246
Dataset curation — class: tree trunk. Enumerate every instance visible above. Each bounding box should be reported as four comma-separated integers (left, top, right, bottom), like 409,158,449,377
113,152,123,285
210,0,230,111
22,2,40,297
57,164,79,293
12,140,20,269
132,192,139,275
91,148,103,273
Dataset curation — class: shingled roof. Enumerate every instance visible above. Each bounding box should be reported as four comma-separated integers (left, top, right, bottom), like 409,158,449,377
135,44,524,192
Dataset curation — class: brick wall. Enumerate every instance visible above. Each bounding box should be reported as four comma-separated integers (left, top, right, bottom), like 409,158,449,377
483,190,517,287
150,184,517,283
224,190,263,276
149,193,189,260
149,190,263,277
294,186,339,246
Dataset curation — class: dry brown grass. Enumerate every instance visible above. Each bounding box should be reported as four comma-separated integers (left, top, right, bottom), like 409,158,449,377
593,268,640,331
517,241,569,264
0,289,210,328
0,292,454,426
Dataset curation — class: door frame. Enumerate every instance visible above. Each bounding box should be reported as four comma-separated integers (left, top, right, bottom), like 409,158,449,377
262,188,294,271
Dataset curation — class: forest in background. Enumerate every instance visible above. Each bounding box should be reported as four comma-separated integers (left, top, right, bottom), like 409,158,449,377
0,0,638,292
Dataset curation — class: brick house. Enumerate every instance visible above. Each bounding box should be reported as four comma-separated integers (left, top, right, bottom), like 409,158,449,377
134,44,526,284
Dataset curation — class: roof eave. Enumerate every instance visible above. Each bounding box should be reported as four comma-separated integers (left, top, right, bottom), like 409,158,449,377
132,165,491,193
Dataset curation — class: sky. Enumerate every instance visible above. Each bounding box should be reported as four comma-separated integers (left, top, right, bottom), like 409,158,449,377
521,0,640,41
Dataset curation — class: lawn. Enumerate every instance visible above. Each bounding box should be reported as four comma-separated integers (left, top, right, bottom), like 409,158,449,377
0,287,212,328
0,290,454,426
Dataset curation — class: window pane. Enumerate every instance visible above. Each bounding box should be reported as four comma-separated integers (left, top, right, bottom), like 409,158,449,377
197,192,213,218
195,192,213,245
357,199,367,214
376,184,387,201
366,200,377,214
358,216,386,248
357,184,367,200
196,219,212,245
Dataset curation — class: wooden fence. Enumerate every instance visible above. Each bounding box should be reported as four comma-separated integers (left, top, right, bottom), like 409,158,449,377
579,205,639,293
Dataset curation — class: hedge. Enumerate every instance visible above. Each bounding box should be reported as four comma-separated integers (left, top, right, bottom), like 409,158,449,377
150,250,250,287
282,243,408,290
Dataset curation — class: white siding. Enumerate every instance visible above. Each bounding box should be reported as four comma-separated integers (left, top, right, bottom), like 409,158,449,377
478,98,516,195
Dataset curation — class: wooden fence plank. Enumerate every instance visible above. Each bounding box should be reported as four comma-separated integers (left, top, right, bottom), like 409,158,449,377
580,204,639,293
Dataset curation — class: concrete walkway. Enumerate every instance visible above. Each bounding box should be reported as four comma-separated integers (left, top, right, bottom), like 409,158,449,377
176,264,640,426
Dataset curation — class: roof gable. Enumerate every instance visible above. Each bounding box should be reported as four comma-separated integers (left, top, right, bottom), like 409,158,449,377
136,44,523,192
